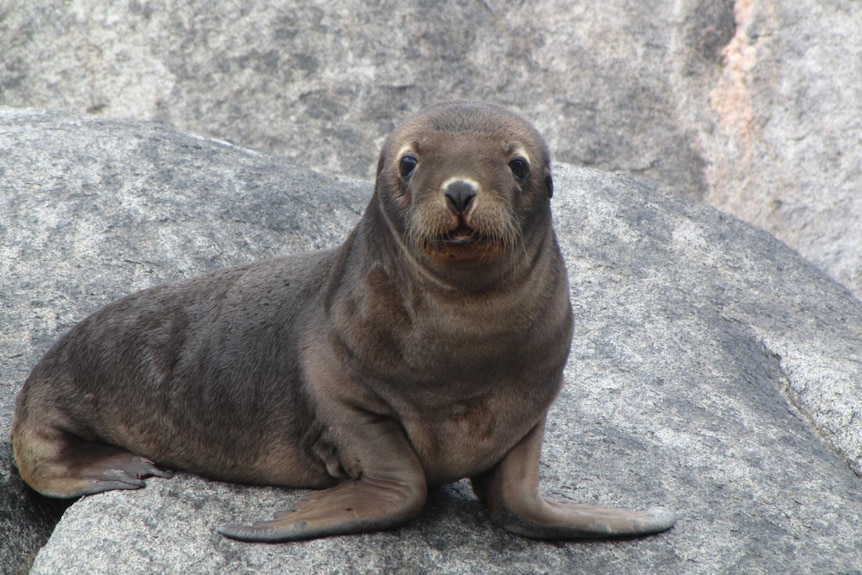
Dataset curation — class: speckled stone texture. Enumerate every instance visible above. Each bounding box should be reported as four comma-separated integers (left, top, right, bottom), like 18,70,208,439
2,0,861,298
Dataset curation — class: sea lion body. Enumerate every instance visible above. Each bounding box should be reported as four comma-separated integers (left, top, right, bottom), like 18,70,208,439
11,102,675,541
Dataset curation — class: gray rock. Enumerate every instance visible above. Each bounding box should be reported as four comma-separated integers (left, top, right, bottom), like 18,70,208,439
2,0,860,298
2,111,861,574
696,0,862,305
0,443,69,575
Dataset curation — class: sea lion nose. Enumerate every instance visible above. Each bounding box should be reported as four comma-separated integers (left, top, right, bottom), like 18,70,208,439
444,181,477,215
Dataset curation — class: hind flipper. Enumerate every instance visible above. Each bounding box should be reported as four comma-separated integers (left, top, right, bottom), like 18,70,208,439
13,424,171,498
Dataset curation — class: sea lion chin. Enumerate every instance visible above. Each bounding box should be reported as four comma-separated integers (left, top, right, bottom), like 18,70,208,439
11,101,676,543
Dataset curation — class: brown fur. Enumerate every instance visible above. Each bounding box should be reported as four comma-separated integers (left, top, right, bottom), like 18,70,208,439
11,102,675,541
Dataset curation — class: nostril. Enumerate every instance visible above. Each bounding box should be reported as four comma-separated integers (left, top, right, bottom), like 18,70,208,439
444,181,477,214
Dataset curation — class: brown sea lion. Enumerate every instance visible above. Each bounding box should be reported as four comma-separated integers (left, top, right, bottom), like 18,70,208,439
11,102,676,541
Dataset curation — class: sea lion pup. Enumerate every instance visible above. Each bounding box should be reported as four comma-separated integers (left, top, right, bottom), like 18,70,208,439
11,102,676,541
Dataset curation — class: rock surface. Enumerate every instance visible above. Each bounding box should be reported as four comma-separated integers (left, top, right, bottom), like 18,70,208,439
0,442,68,575
1,0,861,298
2,111,861,574
698,0,862,303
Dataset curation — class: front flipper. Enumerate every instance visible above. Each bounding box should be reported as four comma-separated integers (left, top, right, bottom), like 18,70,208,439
498,501,676,539
472,417,676,539
219,477,425,541
219,416,427,542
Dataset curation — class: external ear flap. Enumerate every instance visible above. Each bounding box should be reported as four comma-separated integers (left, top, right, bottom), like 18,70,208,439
545,173,554,198
376,151,386,179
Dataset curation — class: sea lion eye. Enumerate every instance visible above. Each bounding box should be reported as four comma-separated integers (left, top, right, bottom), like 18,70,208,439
508,158,529,181
399,154,418,179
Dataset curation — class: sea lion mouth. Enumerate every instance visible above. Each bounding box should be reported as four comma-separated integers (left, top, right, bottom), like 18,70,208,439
423,224,506,262
406,205,521,266
441,225,481,246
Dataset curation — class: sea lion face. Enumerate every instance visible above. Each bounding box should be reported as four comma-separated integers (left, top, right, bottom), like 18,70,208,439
374,102,554,279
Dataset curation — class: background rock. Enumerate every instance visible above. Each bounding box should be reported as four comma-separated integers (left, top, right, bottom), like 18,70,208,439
2,111,861,574
0,442,68,575
1,0,860,298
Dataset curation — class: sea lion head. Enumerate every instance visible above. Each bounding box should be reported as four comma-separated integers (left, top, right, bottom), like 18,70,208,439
372,101,555,286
